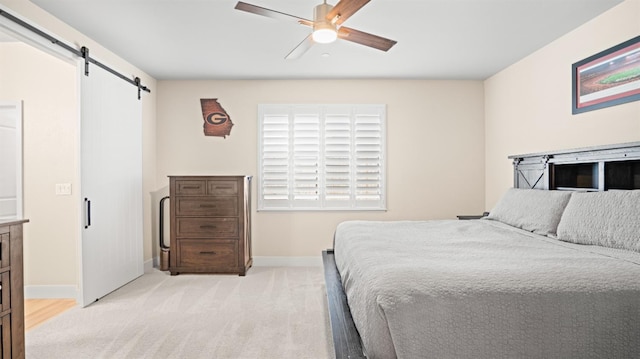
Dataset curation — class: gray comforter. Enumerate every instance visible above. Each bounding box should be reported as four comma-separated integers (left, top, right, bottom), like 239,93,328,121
334,219,640,359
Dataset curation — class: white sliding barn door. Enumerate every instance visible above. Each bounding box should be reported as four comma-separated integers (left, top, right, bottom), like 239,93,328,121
80,64,143,307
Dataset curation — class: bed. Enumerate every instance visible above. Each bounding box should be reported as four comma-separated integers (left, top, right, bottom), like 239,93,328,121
323,142,640,359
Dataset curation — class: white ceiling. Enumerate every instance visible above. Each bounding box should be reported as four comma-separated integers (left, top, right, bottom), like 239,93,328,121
27,0,623,80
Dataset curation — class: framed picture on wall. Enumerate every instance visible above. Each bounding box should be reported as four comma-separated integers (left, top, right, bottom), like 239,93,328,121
572,35,640,114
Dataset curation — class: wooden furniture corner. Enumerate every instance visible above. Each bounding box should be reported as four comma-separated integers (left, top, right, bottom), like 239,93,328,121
0,219,27,359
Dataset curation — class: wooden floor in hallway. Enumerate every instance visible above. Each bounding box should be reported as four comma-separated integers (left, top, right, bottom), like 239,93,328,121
25,299,76,332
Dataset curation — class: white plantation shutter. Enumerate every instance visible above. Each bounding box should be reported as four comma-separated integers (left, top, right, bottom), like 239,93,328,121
324,113,351,206
293,112,320,205
258,104,386,211
355,112,383,207
261,113,289,204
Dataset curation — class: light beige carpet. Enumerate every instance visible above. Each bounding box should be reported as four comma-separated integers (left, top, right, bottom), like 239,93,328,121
26,267,335,359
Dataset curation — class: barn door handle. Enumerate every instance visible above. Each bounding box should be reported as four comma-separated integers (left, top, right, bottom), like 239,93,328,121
84,198,91,229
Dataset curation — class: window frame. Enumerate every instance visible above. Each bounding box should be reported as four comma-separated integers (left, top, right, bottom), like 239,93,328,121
257,104,387,212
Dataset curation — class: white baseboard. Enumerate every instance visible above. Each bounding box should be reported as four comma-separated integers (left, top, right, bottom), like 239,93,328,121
26,260,155,299
144,258,156,273
148,255,322,269
25,285,78,300
253,256,322,267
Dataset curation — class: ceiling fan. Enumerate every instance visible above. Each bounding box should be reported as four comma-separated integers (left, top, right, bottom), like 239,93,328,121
234,0,397,59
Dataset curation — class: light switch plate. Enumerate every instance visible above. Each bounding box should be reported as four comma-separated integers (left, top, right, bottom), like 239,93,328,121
55,183,72,195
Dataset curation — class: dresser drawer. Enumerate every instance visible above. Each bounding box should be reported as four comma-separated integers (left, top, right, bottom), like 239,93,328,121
176,218,238,237
0,314,10,358
175,180,206,195
0,234,9,268
176,197,238,216
177,240,237,268
0,272,10,313
207,180,238,195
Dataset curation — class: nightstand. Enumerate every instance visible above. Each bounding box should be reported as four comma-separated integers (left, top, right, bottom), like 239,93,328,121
456,212,489,220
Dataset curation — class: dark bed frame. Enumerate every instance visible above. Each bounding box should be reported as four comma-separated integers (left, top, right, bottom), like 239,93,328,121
322,141,640,359
322,249,365,359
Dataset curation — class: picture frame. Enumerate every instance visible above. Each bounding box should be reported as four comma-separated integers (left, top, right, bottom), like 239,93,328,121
572,35,640,114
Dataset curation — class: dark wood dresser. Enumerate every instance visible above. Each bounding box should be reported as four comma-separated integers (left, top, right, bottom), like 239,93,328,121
0,219,27,359
168,176,252,276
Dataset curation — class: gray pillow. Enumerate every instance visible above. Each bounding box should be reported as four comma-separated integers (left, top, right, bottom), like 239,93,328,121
486,188,573,236
557,190,640,252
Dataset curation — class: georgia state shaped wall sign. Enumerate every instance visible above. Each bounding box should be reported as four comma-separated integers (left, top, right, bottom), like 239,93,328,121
200,98,234,138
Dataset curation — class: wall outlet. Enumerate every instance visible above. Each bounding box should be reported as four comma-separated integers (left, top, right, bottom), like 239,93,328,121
55,183,72,195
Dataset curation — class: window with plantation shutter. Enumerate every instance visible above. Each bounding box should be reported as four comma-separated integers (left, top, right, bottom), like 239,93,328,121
258,104,386,211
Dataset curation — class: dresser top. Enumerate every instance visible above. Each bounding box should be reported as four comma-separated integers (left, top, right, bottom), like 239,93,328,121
0,219,29,226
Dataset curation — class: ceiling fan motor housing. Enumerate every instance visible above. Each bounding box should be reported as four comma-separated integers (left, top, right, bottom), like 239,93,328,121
312,3,337,43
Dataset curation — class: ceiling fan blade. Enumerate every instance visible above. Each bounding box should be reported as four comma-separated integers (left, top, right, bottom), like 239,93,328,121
235,2,313,27
285,34,315,60
327,0,370,26
338,26,397,52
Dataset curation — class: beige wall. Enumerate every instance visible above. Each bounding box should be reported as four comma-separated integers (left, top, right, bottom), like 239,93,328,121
157,80,486,256
484,0,640,209
0,42,78,285
0,0,157,292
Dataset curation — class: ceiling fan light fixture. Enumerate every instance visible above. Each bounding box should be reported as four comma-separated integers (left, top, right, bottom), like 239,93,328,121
312,25,337,44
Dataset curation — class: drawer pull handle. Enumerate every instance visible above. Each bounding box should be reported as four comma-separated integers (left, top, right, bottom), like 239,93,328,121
199,251,216,255
182,186,200,189
199,204,216,208
200,225,217,229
